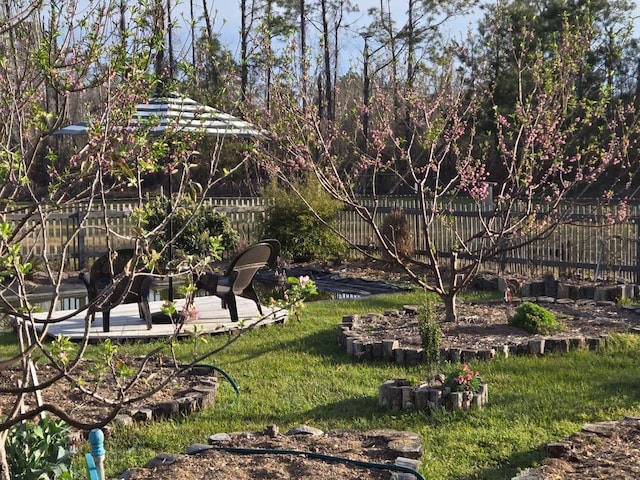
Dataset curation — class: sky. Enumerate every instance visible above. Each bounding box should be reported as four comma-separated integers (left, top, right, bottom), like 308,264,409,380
195,1,640,72
193,0,482,67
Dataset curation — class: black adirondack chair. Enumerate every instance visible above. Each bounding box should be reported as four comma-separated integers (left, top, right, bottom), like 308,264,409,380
195,239,280,322
80,249,154,332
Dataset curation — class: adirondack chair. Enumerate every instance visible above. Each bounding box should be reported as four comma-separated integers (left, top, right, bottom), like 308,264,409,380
195,239,280,322
80,249,154,333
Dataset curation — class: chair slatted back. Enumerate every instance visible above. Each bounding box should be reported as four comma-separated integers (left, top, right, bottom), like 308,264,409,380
228,243,275,294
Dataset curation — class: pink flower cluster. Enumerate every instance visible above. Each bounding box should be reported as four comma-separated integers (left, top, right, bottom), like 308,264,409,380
181,304,201,323
450,364,481,392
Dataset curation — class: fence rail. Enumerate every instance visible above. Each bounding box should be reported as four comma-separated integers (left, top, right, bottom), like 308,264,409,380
8,197,640,282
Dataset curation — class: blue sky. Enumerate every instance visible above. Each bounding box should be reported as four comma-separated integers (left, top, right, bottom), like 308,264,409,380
214,2,476,41
187,1,481,71
198,1,640,71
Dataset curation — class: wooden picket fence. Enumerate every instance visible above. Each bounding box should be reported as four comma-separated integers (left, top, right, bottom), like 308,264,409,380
336,198,640,283
8,197,640,282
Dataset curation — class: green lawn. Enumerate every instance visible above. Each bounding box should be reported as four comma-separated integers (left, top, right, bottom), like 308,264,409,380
5,291,640,479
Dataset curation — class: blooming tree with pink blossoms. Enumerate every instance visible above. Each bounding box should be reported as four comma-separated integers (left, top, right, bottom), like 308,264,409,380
258,19,640,322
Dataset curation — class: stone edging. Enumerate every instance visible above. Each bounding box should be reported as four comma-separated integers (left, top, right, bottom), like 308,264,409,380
379,378,489,412
511,416,640,479
338,300,615,366
69,364,218,443
474,273,640,303
118,425,424,479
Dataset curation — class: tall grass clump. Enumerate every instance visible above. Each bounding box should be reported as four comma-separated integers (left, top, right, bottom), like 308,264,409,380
381,208,413,257
260,177,347,262
418,294,441,371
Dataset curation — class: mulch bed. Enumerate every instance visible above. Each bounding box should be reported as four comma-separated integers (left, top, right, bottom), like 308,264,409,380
0,356,217,429
347,298,640,352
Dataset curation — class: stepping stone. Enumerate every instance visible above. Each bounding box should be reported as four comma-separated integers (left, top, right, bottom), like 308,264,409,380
147,453,179,468
185,444,213,455
286,425,324,436
209,433,232,444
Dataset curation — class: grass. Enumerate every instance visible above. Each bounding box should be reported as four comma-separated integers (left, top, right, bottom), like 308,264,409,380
5,291,640,479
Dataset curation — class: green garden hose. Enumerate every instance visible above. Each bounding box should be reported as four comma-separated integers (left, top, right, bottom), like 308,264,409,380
197,364,426,479
194,364,241,404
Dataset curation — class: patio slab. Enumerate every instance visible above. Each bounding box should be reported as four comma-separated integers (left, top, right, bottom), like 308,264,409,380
29,295,288,341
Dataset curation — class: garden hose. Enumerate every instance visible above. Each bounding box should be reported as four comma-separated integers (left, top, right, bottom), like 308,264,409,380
206,445,426,480
195,365,425,479
194,364,240,403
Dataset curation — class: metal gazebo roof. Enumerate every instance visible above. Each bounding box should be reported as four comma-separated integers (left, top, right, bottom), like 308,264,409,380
54,92,263,138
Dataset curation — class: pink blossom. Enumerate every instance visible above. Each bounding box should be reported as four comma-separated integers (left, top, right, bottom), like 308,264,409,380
181,304,201,322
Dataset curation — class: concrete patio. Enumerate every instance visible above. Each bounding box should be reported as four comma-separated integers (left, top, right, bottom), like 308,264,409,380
29,295,288,342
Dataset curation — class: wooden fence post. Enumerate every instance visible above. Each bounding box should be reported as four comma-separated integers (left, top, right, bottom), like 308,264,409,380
73,211,87,271
636,216,640,285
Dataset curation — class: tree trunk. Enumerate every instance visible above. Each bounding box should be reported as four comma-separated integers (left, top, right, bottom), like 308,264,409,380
362,36,370,151
442,292,458,323
299,0,307,110
153,0,166,92
240,0,249,104
320,0,333,121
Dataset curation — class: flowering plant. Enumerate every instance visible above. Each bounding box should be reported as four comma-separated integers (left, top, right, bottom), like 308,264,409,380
181,303,201,323
283,275,318,302
445,364,482,393
270,275,318,321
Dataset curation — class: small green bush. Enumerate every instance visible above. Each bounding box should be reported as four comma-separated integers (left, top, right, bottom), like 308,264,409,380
418,295,441,369
136,196,238,257
508,301,564,335
260,177,347,262
7,416,72,479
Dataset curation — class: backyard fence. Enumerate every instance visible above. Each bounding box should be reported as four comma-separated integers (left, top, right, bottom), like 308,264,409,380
9,197,640,283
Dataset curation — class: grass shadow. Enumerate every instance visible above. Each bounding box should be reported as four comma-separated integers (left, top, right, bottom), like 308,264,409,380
458,447,547,480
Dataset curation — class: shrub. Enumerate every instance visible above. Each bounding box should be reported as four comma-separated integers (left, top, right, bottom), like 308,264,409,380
381,208,413,257
418,295,441,369
260,178,347,262
136,196,238,257
7,416,72,479
508,301,564,334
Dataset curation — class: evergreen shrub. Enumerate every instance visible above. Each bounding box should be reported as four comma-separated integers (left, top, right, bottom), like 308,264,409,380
136,196,238,256
260,178,347,262
508,301,564,335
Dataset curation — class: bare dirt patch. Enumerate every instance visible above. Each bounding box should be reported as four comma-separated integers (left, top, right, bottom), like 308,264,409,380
121,428,421,480
518,418,640,480
0,356,216,428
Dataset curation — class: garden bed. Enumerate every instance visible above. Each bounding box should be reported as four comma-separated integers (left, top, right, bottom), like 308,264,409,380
117,427,424,480
0,357,218,437
339,297,640,364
